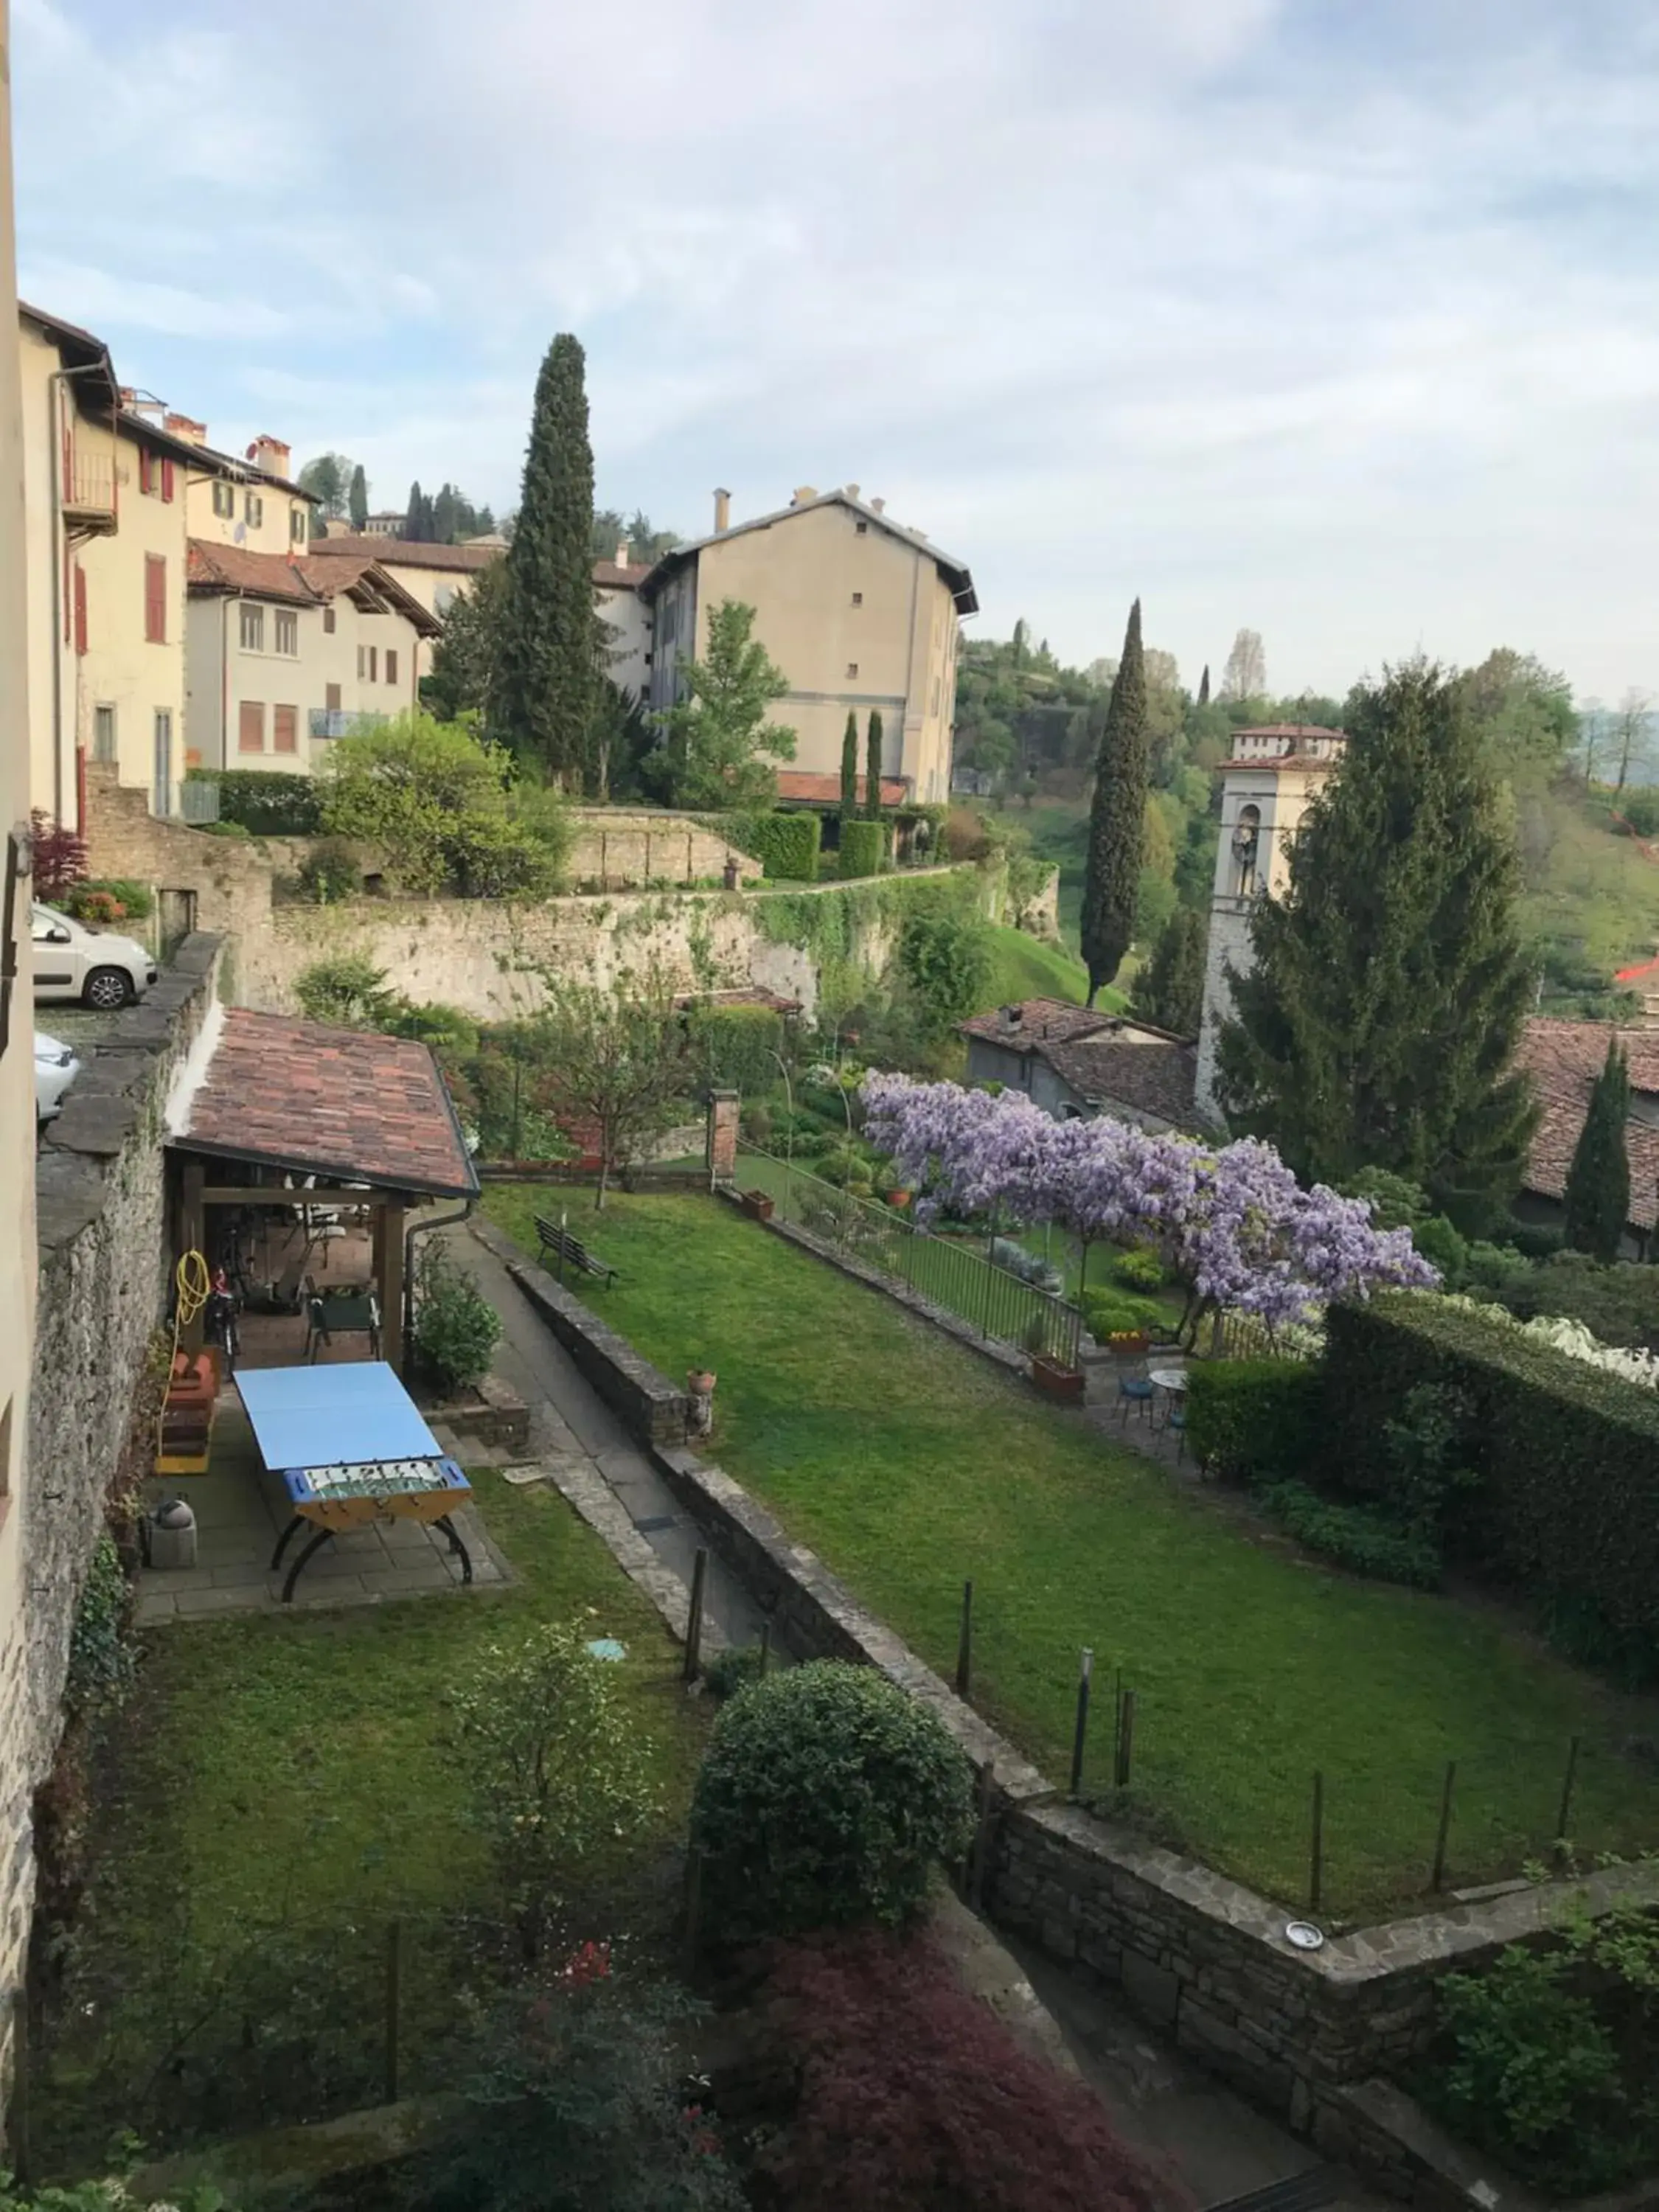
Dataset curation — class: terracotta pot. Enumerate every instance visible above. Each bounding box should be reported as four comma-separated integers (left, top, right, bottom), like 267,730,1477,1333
1030,1354,1085,1401
741,1190,776,1223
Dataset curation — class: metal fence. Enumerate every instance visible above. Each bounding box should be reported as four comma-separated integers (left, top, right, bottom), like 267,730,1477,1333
177,776,220,824
735,1144,1084,1369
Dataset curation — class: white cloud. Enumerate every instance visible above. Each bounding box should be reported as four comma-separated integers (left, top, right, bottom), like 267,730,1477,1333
13,0,1659,696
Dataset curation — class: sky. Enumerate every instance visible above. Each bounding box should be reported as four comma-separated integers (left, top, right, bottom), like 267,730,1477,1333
13,0,1659,704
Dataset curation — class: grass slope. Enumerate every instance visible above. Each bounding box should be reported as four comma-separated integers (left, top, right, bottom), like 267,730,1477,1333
980,923,1123,1012
484,1187,1659,1921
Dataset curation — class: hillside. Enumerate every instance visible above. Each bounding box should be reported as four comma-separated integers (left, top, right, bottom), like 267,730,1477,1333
1526,787,1659,1015
979,922,1127,1013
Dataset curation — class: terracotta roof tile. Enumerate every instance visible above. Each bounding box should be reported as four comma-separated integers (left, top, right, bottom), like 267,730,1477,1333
1517,1018,1659,1230
775,771,910,807
187,540,321,606
594,560,655,589
307,534,502,573
958,997,1113,1048
174,1009,478,1197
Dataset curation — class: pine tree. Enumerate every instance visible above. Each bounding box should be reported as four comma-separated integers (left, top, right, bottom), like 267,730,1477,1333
1217,659,1540,1227
492,333,597,779
1563,1036,1631,1261
866,709,883,818
1197,664,1211,708
404,481,425,541
1135,907,1208,1036
1079,599,1149,1004
349,465,368,532
840,709,859,823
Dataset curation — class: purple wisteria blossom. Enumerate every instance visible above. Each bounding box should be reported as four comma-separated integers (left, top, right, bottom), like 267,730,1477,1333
860,1075,1438,1332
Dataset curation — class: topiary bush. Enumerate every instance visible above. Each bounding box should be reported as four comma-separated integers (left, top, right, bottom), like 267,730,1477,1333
1109,1248,1164,1293
691,1661,973,1938
836,819,887,880
1183,1359,1324,1484
701,1643,769,1700
731,810,821,881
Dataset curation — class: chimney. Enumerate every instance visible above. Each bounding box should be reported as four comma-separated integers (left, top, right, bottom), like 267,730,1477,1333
616,539,630,567
713,487,731,534
845,482,860,500
869,496,886,514
165,412,208,446
1001,1004,1023,1033
790,484,818,507
248,434,291,477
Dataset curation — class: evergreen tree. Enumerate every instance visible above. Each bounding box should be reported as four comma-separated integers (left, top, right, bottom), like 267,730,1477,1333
404,480,425,541
866,710,883,818
1197,664,1211,708
433,482,459,544
658,599,794,809
1217,659,1540,1228
1135,907,1208,1036
478,505,495,535
1563,1036,1631,1261
1079,599,1150,1004
425,559,508,724
349,464,368,532
840,709,859,823
493,333,597,779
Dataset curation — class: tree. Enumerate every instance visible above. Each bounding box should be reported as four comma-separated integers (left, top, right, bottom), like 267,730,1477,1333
866,709,883,818
1458,648,1576,796
425,559,508,724
531,964,695,1207
1079,599,1150,1003
1564,1036,1631,1261
840,709,858,822
656,599,794,809
897,911,992,1040
348,463,368,532
1217,659,1540,1230
405,479,425,541
1220,628,1267,702
432,481,459,545
1135,906,1207,1035
493,334,596,780
1198,664,1211,708
298,453,353,519
1611,689,1655,793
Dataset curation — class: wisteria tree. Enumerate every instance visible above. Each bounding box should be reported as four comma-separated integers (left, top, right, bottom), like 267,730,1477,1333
862,1076,1436,1340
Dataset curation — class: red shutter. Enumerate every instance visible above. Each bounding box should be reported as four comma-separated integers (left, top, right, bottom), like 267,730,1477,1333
273,705,298,754
161,458,175,503
238,701,265,752
144,554,167,644
139,448,152,495
386,649,397,686
72,566,87,656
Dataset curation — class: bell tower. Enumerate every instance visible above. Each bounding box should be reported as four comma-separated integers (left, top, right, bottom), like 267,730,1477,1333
1194,724,1346,1126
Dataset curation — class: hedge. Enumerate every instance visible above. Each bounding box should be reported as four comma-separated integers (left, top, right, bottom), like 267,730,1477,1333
1324,1293,1659,1676
1184,1358,1324,1484
186,768,322,836
733,810,821,881
836,819,888,880
688,1002,785,1096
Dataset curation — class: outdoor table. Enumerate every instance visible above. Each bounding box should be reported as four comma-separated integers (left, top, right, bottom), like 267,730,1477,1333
237,1363,473,1601
1148,1367,1188,1427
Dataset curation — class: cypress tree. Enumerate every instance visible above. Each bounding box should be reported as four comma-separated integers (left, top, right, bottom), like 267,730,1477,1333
403,480,424,541
349,464,368,532
1563,1036,1631,1261
1079,599,1149,1004
840,709,859,823
1135,906,1208,1036
1217,658,1540,1228
492,333,597,780
1197,664,1211,708
866,709,883,818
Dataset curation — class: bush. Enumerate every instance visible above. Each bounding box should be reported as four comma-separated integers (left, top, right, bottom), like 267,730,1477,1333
63,877,153,924
897,910,993,1039
293,953,397,1027
942,806,991,862
1618,789,1659,838
1412,1214,1467,1282
294,836,362,903
691,1661,973,1938
754,1927,1164,2212
1259,1481,1443,1587
1501,1249,1659,1349
836,818,887,880
413,1242,502,1392
1079,1287,1166,1341
1509,1218,1566,1261
731,810,821,881
189,768,322,835
66,1532,134,1719
688,1002,785,1096
1324,1294,1659,1679
702,1643,769,1700
1110,1248,1164,1293
1184,1360,1324,1483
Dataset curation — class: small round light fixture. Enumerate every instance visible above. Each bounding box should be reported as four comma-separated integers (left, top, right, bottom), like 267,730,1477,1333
1284,1920,1325,1952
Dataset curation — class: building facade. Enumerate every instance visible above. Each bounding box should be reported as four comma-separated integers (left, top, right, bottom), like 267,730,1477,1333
1193,724,1346,1126
641,487,975,804
961,999,1198,1133
594,549,654,701
181,430,316,559
304,535,500,678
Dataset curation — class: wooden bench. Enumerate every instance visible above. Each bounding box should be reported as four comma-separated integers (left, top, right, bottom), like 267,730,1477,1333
535,1214,619,1287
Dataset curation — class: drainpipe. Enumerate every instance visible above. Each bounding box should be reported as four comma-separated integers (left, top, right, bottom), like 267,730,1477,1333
404,1198,477,1359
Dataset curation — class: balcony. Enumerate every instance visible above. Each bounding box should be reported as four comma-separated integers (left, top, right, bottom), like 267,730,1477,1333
62,443,117,532
309,709,388,740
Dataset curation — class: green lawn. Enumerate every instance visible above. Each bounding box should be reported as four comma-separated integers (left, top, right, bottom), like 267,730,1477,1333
38,1474,706,2169
981,922,1128,1014
487,1186,1659,1922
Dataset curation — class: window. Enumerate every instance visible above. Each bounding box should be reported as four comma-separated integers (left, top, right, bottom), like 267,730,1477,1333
212,480,235,518
368,645,378,681
238,700,265,752
74,565,88,656
273,705,298,754
274,609,298,655
324,682,341,712
324,607,336,634
356,645,365,679
94,704,116,764
291,507,307,544
139,448,152,495
153,709,173,815
846,662,859,678
855,521,869,535
386,648,398,686
246,491,263,526
240,603,265,653
851,591,863,606
144,555,167,644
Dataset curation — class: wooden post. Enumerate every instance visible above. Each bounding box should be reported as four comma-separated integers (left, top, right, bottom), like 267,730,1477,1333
1115,1687,1136,1790
1431,1761,1457,1893
1556,1736,1582,1844
383,1920,402,2104
955,1579,973,1697
684,1549,709,1683
1310,1771,1325,1913
378,1199,406,1373
1070,1649,1093,1798
180,1158,206,1352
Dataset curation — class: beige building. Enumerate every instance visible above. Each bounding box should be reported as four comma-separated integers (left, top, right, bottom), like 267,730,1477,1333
641,486,975,804
594,547,654,700
1194,723,1346,1124
184,541,438,773
180,427,317,559
306,535,500,678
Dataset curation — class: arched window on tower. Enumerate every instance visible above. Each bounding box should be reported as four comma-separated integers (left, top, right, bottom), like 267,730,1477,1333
1231,804,1262,897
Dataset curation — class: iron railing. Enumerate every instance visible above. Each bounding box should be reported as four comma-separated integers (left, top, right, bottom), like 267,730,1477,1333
735,1144,1084,1369
309,709,388,740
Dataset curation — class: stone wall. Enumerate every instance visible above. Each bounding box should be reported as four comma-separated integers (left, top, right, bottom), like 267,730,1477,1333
566,810,761,891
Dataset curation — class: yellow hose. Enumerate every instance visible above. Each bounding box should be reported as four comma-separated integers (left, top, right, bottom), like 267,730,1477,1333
157,1250,212,1460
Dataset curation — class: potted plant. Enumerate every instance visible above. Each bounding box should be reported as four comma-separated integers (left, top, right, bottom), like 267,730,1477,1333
740,1187,775,1223
1025,1315,1085,1400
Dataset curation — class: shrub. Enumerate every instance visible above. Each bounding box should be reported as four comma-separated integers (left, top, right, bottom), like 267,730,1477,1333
29,808,87,900
293,953,397,1027
688,1002,785,1096
1412,1214,1467,1282
1509,1218,1566,1260
731,810,821,880
1110,1248,1164,1293
701,1643,769,1700
189,768,323,835
1183,1360,1324,1483
691,1660,973,1938
449,806,565,897
754,1927,1164,2212
1080,1287,1166,1341
62,888,125,927
1502,1250,1659,1349
1259,1481,1443,1587
66,1532,135,1719
413,1242,502,1391
64,877,153,923
897,910,993,1039
1340,1166,1432,1231
0,2181,238,2211
1324,1293,1659,1679
942,806,991,862
1619,789,1659,838
836,818,886,880
294,836,362,903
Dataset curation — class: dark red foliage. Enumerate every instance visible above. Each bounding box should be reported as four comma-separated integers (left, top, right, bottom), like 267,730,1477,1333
753,1926,1180,2212
30,808,88,902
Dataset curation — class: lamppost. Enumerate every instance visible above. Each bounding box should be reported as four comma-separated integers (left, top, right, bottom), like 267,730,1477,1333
768,1048,795,1188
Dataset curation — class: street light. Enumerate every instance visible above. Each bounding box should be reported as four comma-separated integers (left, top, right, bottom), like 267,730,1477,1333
768,1048,795,1183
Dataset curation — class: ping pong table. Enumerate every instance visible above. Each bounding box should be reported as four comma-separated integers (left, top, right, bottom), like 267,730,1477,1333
237,1363,475,1603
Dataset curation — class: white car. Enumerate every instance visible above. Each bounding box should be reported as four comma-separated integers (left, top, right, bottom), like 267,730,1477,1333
31,902,158,1010
35,1031,80,1122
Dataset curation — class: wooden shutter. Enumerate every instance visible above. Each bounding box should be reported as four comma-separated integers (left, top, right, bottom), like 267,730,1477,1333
161,458,175,503
238,701,265,752
144,554,167,644
325,683,341,711
273,705,298,754
139,448,152,495
386,649,397,686
73,565,88,656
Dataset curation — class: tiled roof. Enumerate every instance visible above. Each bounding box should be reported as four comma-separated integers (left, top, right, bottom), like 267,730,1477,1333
959,998,1115,1048
640,488,978,616
1041,1032,1199,1130
775,771,911,807
291,554,443,637
187,540,320,607
307,535,502,573
1516,1018,1659,1230
173,1009,478,1197
593,560,655,589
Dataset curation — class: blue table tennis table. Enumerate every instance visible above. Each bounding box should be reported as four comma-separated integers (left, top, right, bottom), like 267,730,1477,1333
237,1363,474,1601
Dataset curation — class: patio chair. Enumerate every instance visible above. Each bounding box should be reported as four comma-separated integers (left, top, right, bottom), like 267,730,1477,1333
1113,1334,1155,1424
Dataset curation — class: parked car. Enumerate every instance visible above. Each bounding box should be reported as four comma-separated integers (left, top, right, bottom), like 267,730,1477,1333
34,1030,80,1122
30,902,157,1009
